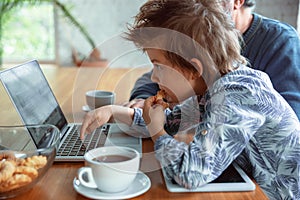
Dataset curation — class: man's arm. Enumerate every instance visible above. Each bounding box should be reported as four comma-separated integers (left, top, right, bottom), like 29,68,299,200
129,70,160,100
244,20,300,120
263,35,300,120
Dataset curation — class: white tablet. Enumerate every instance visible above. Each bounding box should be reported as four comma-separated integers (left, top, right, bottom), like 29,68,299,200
162,163,256,192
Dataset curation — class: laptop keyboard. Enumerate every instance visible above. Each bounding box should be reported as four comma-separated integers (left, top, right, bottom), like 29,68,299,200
57,125,109,157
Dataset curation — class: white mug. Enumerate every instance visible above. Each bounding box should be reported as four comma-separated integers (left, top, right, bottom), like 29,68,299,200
85,90,115,109
77,146,140,193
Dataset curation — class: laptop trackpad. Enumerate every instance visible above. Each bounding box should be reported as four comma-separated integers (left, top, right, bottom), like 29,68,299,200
104,124,142,155
107,132,140,145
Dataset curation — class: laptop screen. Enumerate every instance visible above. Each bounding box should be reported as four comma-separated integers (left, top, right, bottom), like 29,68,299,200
0,60,68,145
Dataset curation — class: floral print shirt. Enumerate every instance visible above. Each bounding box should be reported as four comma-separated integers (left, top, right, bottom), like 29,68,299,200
132,65,300,200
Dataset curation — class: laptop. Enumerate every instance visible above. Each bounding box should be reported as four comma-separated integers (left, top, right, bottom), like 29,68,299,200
0,60,142,161
162,162,255,192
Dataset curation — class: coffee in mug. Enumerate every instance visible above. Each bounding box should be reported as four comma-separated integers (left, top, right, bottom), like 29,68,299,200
92,155,131,163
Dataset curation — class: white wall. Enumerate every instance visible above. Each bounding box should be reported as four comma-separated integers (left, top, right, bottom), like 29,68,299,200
56,0,149,67
55,0,299,67
255,0,299,29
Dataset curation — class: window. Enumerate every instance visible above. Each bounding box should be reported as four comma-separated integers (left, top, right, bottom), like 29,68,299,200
2,3,55,63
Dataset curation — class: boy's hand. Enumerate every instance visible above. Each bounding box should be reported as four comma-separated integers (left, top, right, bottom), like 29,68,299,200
80,105,113,140
143,96,167,141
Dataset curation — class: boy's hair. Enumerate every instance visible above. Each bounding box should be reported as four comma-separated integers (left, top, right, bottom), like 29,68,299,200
125,0,246,75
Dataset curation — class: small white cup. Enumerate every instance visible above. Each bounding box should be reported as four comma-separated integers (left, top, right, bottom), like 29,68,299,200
85,90,115,109
77,146,140,193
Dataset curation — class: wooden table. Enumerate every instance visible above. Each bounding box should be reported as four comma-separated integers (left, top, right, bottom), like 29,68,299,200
0,65,268,200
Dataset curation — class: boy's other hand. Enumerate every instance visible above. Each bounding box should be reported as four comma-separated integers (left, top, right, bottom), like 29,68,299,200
143,96,166,139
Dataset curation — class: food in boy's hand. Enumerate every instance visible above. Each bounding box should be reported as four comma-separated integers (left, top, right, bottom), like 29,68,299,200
0,152,47,192
154,90,169,109
155,90,166,101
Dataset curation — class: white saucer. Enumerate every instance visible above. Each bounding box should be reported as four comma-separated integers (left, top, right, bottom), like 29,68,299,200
82,105,92,112
73,172,151,199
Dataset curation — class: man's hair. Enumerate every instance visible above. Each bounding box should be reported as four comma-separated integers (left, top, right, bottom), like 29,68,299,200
244,0,256,9
222,0,256,11
125,0,246,75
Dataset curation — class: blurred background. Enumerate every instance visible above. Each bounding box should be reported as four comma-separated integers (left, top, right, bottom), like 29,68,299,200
1,0,299,68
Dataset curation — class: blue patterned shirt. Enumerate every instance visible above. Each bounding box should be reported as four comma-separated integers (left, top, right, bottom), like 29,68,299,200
132,65,300,199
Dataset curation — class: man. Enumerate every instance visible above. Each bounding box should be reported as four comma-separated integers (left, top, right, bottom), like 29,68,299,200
125,0,300,120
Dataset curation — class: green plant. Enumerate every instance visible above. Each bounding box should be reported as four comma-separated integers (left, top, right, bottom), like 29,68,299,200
0,0,96,65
